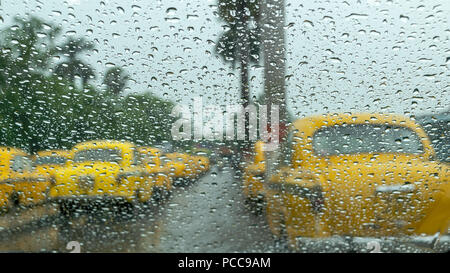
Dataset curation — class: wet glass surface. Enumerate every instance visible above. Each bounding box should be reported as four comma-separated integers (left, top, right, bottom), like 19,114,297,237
0,0,448,253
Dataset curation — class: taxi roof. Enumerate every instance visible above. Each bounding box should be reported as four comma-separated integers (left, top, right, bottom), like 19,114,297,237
72,140,136,151
0,146,27,156
36,150,70,157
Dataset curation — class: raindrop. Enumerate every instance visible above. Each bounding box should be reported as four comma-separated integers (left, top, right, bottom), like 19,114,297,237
303,20,314,27
345,13,368,19
117,6,125,14
400,15,410,22
166,7,177,16
131,5,141,11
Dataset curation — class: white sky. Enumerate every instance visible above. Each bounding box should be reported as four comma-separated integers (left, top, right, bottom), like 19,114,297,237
0,0,449,118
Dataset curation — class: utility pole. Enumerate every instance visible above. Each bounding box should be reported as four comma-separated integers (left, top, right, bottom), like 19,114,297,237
260,0,287,183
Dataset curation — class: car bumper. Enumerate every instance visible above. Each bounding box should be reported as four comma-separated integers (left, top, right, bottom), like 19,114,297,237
51,193,136,203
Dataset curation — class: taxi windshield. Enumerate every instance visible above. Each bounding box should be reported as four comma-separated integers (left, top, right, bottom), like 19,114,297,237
73,148,122,163
35,156,67,166
11,155,33,172
313,124,424,156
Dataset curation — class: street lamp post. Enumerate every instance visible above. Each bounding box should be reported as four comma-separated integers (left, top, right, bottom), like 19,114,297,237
260,0,287,185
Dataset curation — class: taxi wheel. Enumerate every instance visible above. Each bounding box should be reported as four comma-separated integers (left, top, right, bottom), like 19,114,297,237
266,207,291,251
161,189,172,201
273,220,291,252
173,177,189,187
152,188,171,203
132,190,152,211
151,188,162,202
6,192,20,212
119,200,137,217
59,200,76,217
244,195,265,215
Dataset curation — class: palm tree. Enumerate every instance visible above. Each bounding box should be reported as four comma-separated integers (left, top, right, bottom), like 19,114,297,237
0,53,7,87
215,0,261,108
103,66,130,96
0,16,61,87
215,0,261,149
54,37,95,88
0,16,62,153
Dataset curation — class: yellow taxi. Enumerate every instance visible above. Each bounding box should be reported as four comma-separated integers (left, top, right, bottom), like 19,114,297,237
242,141,266,204
34,150,70,177
0,147,52,211
190,150,210,175
138,146,174,198
165,152,195,182
264,113,450,249
49,140,155,211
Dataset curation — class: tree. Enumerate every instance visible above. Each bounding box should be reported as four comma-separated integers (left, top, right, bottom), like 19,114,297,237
103,66,130,96
0,16,61,88
0,16,61,152
0,75,93,152
0,16,176,153
116,92,175,145
216,0,261,108
54,37,95,88
0,52,7,87
215,0,261,151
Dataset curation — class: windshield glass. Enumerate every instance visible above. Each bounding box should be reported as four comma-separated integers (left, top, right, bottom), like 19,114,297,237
160,156,171,166
175,157,185,163
11,156,33,172
142,153,157,165
35,156,67,166
73,148,122,163
0,0,448,255
313,124,424,156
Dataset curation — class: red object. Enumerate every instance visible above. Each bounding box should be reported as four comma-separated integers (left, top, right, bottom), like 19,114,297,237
266,122,287,143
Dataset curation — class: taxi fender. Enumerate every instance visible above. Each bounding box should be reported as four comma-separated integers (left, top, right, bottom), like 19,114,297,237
266,167,329,237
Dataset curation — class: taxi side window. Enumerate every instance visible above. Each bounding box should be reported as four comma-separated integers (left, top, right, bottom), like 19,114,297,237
145,154,158,165
133,150,142,166
160,155,171,167
10,156,32,173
